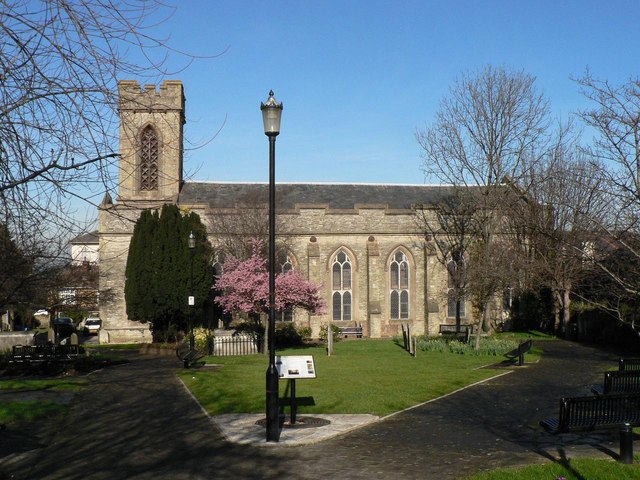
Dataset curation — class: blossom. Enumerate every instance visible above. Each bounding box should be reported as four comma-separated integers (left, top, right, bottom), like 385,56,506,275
214,240,325,315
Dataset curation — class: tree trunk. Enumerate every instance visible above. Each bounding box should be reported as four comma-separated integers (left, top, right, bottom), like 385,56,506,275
474,306,488,351
553,287,571,337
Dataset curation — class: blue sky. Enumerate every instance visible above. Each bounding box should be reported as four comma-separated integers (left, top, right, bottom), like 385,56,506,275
142,0,638,186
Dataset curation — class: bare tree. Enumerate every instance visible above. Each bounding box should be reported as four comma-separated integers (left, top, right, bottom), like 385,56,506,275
207,190,294,261
416,65,551,339
0,1,206,323
574,72,640,331
512,136,605,335
0,0,189,266
414,188,480,331
417,65,550,189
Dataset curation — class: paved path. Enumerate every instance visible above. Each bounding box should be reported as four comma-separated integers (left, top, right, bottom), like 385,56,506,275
0,340,630,479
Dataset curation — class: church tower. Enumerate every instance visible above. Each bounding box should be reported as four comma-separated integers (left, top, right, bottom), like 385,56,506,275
117,80,185,203
97,80,186,344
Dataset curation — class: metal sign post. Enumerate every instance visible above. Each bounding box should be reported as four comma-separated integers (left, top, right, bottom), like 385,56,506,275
275,355,317,424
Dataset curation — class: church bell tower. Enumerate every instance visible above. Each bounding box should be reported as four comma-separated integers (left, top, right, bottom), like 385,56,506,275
117,80,185,203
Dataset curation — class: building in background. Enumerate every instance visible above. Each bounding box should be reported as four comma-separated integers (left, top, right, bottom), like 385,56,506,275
98,81,483,343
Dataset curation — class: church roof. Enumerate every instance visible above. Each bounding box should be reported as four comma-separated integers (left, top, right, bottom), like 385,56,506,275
69,230,99,245
179,182,457,211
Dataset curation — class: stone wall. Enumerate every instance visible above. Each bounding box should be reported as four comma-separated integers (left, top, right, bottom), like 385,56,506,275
0,332,34,352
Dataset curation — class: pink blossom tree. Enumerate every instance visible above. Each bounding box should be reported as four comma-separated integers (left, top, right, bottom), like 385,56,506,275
214,240,325,316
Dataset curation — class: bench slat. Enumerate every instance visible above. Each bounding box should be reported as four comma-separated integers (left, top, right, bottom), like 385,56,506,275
619,358,640,371
542,394,640,433
592,370,640,395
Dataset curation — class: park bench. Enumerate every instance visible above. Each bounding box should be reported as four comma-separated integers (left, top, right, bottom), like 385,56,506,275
10,344,82,364
619,358,640,371
338,324,363,338
504,339,532,366
540,393,640,463
175,342,204,368
591,370,640,395
439,324,472,340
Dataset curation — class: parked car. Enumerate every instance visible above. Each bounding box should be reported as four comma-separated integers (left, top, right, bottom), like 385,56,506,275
53,317,75,339
82,317,102,336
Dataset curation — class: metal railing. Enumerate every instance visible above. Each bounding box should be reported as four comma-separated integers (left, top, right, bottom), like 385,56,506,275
211,335,260,357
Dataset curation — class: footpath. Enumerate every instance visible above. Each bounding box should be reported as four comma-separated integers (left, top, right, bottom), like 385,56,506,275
0,340,631,480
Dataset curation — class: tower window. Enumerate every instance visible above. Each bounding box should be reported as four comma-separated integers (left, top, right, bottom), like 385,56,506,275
140,125,159,191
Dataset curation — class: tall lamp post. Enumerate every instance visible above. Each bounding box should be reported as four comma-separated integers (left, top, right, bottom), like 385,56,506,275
261,90,283,442
188,231,196,351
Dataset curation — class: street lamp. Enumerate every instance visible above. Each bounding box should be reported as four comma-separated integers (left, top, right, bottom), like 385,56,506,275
188,231,196,351
261,90,283,442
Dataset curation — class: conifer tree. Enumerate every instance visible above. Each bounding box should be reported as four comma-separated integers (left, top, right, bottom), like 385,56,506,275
125,209,157,322
125,205,213,336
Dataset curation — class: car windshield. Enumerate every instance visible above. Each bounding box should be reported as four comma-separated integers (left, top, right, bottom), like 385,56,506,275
55,318,73,325
86,320,101,326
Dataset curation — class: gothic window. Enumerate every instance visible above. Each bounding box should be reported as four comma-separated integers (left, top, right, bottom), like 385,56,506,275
279,254,294,322
390,250,410,319
332,250,352,321
140,125,159,191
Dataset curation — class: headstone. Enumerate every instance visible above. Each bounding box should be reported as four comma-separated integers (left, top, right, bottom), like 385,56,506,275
70,333,79,345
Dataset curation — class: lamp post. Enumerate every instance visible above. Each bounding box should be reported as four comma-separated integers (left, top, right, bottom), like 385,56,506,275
188,231,196,351
261,90,283,442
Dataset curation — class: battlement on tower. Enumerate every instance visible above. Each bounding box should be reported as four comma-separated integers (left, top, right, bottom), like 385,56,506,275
118,80,185,119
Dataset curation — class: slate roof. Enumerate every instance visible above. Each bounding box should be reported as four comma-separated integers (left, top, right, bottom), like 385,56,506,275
179,182,457,211
69,230,99,244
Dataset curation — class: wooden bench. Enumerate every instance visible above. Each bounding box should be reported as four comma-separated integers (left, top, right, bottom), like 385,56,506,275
591,370,640,395
179,349,203,368
540,393,640,463
338,324,363,338
10,344,82,364
619,358,640,371
439,324,471,340
504,339,532,366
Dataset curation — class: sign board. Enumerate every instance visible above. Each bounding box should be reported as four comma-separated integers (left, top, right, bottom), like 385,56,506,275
188,296,195,306
276,355,316,379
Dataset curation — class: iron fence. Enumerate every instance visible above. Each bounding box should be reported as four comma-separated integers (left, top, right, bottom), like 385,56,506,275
211,335,261,357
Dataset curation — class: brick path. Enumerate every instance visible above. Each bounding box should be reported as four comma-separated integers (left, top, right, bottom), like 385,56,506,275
0,340,628,480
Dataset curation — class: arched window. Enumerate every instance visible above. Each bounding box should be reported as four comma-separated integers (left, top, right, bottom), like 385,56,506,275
390,250,410,319
332,250,352,321
140,125,159,191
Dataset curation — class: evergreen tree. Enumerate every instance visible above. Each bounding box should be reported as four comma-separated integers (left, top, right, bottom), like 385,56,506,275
125,209,157,322
125,205,213,337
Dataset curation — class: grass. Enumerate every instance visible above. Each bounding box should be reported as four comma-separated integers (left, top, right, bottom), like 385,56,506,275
0,377,87,424
466,457,640,479
178,339,506,416
495,330,557,340
0,401,68,424
0,377,88,391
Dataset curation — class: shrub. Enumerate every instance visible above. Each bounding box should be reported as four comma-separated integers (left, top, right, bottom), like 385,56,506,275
417,336,518,355
152,323,180,343
193,327,215,352
275,323,305,348
298,327,312,343
319,324,342,343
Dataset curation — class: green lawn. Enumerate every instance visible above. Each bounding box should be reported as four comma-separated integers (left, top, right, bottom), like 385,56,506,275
0,378,88,391
0,401,67,424
178,339,507,416
466,457,640,479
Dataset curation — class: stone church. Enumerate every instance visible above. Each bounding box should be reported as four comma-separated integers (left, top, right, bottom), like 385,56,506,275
98,80,479,344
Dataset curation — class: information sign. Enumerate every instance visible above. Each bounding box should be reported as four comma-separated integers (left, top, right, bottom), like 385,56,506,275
275,355,316,379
